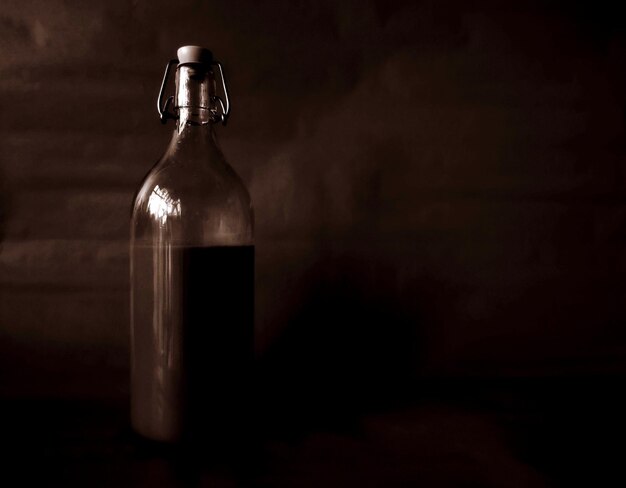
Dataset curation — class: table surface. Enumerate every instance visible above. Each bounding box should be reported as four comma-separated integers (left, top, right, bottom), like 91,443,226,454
3,375,625,487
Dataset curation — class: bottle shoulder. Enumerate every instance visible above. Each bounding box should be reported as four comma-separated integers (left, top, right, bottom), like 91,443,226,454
131,144,254,248
133,152,252,211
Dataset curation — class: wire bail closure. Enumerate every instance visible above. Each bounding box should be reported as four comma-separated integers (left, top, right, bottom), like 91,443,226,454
157,58,231,126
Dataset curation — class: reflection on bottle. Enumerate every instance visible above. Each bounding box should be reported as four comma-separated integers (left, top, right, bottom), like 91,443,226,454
148,185,181,226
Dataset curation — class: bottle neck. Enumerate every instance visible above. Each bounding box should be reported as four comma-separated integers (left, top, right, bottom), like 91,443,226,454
175,65,217,134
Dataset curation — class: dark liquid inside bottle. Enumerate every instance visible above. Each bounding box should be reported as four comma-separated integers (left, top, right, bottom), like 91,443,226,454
130,245,254,445
180,246,254,444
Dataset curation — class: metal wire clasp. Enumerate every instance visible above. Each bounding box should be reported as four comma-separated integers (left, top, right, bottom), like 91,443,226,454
211,61,231,126
157,59,178,124
157,58,231,126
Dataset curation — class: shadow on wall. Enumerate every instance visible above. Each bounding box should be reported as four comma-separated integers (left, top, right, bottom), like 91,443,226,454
255,253,456,439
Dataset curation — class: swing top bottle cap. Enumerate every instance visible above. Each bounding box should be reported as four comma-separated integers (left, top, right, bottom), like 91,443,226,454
177,45,213,66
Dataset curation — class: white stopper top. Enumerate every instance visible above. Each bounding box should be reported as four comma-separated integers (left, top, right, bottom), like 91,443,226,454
177,45,213,66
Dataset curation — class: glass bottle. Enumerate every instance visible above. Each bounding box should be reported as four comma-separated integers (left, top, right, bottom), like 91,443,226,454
130,46,254,443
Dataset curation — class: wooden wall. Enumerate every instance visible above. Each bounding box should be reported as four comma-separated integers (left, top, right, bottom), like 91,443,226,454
1,0,625,399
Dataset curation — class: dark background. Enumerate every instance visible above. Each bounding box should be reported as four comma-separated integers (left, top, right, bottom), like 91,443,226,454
1,1,625,486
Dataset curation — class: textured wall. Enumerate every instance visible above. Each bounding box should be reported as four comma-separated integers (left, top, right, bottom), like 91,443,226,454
0,0,625,399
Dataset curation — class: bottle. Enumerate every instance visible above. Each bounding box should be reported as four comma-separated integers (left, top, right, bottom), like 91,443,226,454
130,46,254,444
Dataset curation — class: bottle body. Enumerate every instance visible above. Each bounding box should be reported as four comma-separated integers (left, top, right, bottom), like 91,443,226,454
130,61,253,442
